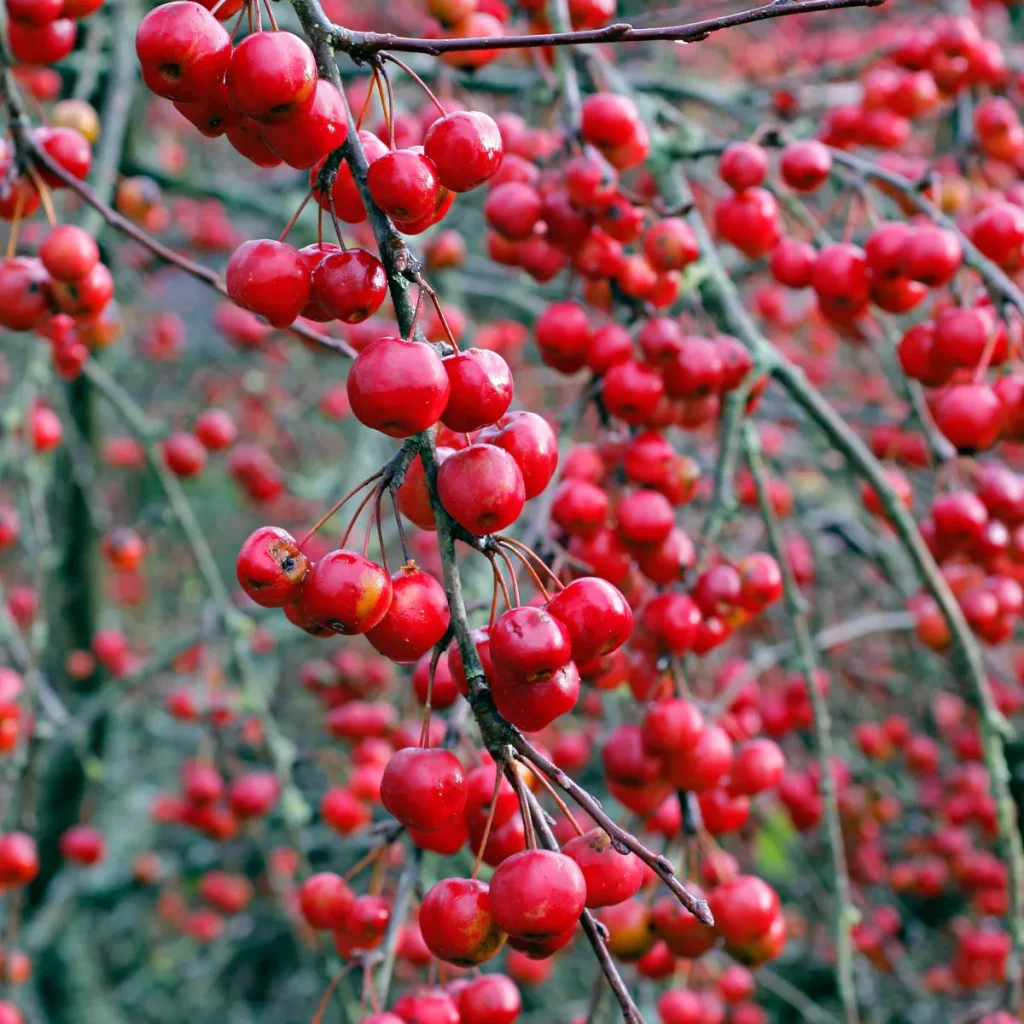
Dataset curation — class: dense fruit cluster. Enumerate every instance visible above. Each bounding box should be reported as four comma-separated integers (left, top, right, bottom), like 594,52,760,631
9,0,1024,1021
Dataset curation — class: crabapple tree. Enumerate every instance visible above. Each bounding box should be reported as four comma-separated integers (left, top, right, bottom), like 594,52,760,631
2,0,1024,1022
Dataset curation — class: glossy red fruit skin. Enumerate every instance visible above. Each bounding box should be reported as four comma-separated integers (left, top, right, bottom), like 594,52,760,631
476,411,558,499
779,139,832,192
644,217,699,272
708,875,781,947
162,432,206,477
366,566,450,663
300,550,393,635
299,872,354,929
194,408,236,450
235,526,309,608
397,447,454,530
261,79,347,168
719,142,767,191
489,849,588,939
437,444,526,536
51,261,112,319
546,577,632,662
175,79,241,137
7,0,64,24
227,30,317,123
347,336,450,438
312,248,387,324
484,181,542,240
367,149,441,221
562,827,644,908
933,383,1004,452
0,1001,24,1024
714,188,780,259
59,824,106,865
664,723,733,791
491,660,580,731
419,878,507,966
581,92,641,150
731,738,785,794
0,258,52,331
320,787,371,835
39,224,99,282
35,126,91,186
424,110,504,192
391,989,460,1024
448,626,495,694
312,129,388,221
0,831,39,886
380,747,466,832
458,974,521,1024
643,697,705,755
770,237,816,289
491,605,573,683
412,650,459,709
902,224,962,287
441,348,514,432
135,2,230,103
225,239,310,328
9,16,75,64
227,771,279,818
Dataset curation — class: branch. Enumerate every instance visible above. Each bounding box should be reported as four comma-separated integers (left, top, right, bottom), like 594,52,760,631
513,735,713,925
653,147,1024,1005
0,39,355,361
743,422,858,1024
79,0,137,237
522,786,645,1024
324,0,886,56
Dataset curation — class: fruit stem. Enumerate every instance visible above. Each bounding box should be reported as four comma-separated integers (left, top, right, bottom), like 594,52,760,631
312,965,354,1024
973,318,1001,384
417,644,444,748
489,555,512,612
342,844,387,882
498,539,550,600
497,535,564,591
340,485,379,550
415,274,460,353
357,68,378,131
278,188,314,243
24,165,56,228
389,488,412,562
382,53,447,118
4,180,23,262
261,0,279,31
470,760,506,879
516,752,583,835
297,469,383,549
373,485,389,572
376,60,396,150
506,762,537,851
493,546,521,606
521,785,645,1024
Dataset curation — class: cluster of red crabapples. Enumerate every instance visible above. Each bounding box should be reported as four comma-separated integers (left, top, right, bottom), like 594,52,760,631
2,0,103,69
872,461,1024,648
0,123,122,382
482,92,696,305
135,1,505,331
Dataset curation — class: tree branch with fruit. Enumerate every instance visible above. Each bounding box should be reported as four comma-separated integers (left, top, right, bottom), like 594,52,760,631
4,1,1024,1024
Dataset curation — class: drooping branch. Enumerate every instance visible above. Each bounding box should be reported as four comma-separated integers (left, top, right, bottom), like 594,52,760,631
0,38,356,361
522,786,645,1024
311,0,887,57
743,422,859,1024
653,148,1024,1005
